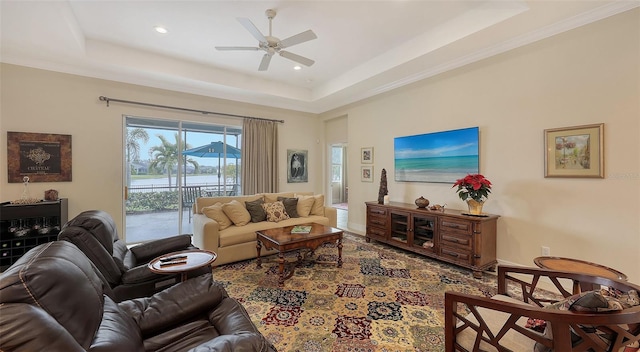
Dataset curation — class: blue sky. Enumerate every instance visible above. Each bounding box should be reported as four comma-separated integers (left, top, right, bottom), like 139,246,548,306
138,129,240,167
394,127,479,159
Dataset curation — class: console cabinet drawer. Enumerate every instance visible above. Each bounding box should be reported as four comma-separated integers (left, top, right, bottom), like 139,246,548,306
440,232,472,250
440,218,472,236
367,205,388,229
439,245,472,265
367,226,387,240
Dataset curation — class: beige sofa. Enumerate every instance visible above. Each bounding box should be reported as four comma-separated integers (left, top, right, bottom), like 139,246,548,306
192,192,337,266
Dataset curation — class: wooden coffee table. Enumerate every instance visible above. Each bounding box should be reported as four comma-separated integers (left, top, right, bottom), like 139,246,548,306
149,249,217,282
256,223,343,287
534,256,628,294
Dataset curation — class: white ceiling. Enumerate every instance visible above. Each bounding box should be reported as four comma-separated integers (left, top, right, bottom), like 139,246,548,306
1,1,637,114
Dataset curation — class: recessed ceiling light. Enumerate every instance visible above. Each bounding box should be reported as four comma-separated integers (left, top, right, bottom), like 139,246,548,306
154,26,168,34
293,65,302,71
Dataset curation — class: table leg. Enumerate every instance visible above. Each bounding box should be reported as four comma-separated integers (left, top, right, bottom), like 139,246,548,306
337,238,343,268
278,252,285,287
256,240,263,269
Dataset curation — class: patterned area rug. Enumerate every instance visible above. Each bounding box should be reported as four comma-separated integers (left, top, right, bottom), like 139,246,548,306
213,232,501,351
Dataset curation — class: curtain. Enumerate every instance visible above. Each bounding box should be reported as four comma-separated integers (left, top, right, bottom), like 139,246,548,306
241,119,279,194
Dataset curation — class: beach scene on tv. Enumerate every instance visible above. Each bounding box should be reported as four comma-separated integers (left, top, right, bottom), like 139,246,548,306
394,127,479,183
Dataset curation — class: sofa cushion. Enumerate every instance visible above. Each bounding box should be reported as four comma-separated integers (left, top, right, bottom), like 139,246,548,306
278,197,299,218
310,194,325,216
222,200,251,226
296,195,316,217
201,203,232,230
195,195,262,214
263,201,290,222
263,192,295,203
246,198,267,223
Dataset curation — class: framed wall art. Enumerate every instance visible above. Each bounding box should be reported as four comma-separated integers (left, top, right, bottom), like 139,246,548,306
544,123,604,178
361,166,373,182
287,149,308,183
7,132,72,182
394,127,479,183
361,147,373,164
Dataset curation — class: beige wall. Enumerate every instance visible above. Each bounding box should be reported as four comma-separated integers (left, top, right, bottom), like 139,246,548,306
321,9,640,281
0,65,323,235
1,9,638,282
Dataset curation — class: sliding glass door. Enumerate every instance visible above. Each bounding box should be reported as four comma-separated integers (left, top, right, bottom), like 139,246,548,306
124,116,241,243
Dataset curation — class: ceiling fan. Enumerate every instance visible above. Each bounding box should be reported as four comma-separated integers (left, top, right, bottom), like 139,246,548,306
215,9,317,71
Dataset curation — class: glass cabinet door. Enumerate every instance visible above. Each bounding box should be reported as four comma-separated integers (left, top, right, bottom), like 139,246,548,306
390,211,409,244
412,214,436,252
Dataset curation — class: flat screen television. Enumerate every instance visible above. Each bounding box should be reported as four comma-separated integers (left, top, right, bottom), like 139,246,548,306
394,126,479,183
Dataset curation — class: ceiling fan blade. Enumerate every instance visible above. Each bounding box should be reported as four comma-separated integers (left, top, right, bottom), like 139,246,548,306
279,30,317,49
215,46,260,51
279,51,315,67
237,17,268,44
258,54,272,71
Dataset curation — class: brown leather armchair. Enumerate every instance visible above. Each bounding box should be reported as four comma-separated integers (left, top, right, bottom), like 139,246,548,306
0,241,277,352
58,210,210,301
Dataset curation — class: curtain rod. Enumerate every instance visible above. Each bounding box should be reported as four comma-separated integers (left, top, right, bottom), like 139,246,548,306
98,96,284,123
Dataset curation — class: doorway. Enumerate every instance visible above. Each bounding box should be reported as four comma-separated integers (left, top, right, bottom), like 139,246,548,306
331,145,348,210
124,116,241,244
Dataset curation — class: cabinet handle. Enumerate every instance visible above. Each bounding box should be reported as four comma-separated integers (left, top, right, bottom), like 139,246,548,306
442,235,469,245
442,221,468,230
442,249,459,258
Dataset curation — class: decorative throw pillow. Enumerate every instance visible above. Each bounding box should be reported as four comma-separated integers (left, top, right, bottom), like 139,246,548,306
222,200,251,226
245,198,266,223
277,197,299,218
262,201,290,222
533,289,640,352
296,195,316,217
310,194,325,216
548,288,639,312
201,203,232,230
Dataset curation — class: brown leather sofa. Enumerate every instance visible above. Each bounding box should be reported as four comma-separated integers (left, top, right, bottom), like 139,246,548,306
58,210,211,301
0,241,277,352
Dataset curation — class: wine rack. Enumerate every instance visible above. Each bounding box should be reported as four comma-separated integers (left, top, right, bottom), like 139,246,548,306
0,199,68,271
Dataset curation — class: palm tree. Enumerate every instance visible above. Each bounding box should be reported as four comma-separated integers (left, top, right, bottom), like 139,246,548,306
148,133,199,189
125,128,149,187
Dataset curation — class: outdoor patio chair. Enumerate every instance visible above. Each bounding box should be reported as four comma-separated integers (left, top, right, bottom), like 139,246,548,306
58,210,211,302
182,185,202,222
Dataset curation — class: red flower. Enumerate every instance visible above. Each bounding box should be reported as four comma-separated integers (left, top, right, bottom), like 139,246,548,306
452,174,492,202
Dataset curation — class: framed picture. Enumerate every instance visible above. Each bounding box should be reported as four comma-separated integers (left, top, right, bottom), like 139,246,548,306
394,127,479,183
7,132,72,183
544,123,604,178
361,147,373,164
361,166,373,182
287,149,308,183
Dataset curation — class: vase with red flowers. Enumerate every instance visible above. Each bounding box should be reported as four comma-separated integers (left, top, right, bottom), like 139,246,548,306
452,174,492,215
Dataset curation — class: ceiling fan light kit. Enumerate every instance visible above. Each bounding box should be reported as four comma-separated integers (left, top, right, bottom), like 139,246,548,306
215,9,317,71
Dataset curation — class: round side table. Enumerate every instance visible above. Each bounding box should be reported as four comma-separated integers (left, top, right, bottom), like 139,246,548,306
149,249,217,282
534,256,627,294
